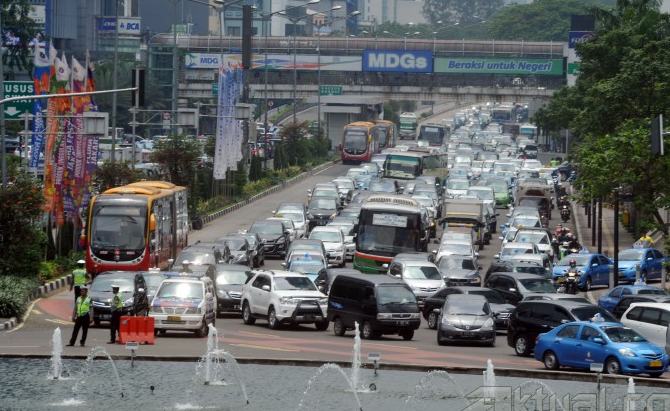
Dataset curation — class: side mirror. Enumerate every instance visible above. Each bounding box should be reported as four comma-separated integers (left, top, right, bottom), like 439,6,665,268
382,263,389,269
593,337,605,345
281,262,287,267
261,285,270,292
509,288,517,293
394,274,401,279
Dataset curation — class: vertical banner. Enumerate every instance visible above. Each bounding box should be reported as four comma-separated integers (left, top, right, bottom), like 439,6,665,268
42,44,60,213
213,63,244,179
51,54,71,226
82,52,100,212
31,46,51,167
68,56,87,221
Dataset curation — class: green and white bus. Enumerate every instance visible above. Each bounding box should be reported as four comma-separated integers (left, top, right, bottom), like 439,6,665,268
354,195,424,274
381,147,448,189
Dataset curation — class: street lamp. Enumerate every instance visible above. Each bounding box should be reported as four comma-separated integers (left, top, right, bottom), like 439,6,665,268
404,31,420,50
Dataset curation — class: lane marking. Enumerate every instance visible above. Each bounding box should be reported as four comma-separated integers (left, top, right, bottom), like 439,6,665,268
229,343,299,352
31,309,42,315
46,319,73,325
364,342,418,350
237,331,281,338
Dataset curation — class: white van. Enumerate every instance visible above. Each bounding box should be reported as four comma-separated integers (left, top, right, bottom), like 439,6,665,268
621,302,670,347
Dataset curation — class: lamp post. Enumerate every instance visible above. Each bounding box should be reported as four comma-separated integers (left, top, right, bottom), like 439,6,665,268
111,0,120,162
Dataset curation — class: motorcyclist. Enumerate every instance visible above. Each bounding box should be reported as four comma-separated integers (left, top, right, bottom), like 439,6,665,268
567,235,581,253
557,228,570,243
564,259,580,294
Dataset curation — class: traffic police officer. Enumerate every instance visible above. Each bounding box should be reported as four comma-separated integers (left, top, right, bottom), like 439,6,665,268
66,287,93,347
108,285,123,344
69,260,90,301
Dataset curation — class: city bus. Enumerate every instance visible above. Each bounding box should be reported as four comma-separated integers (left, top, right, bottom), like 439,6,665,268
398,112,418,139
341,121,386,164
417,123,449,147
491,105,515,125
84,181,189,275
354,195,424,273
381,147,448,190
372,119,397,149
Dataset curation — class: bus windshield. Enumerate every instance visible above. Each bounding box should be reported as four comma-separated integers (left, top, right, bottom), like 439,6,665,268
343,130,368,151
357,210,421,255
383,155,421,179
418,126,444,145
90,205,147,253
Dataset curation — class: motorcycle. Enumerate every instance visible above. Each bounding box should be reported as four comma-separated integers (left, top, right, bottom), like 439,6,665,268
563,270,580,294
560,205,571,223
568,171,577,184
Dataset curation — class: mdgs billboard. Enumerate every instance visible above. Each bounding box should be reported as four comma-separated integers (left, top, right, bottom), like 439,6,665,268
362,50,432,73
435,58,563,75
185,52,362,71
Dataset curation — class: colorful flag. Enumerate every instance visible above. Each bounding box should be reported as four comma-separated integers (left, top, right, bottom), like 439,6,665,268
82,51,100,213
213,65,244,179
30,44,51,167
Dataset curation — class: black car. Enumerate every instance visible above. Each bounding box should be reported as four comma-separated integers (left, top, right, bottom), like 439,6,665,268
506,300,617,357
437,294,496,346
226,231,266,268
218,236,253,267
485,272,557,306
214,264,253,315
248,219,291,258
611,294,670,319
368,179,399,194
306,196,340,230
435,255,481,286
173,244,226,269
422,286,514,330
88,271,149,326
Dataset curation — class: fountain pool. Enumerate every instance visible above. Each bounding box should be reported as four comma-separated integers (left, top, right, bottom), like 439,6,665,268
2,357,670,411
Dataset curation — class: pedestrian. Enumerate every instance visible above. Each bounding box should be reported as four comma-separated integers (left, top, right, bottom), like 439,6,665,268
66,287,93,347
108,284,123,344
69,260,90,302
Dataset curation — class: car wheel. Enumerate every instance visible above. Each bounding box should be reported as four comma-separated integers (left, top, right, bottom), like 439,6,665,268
514,335,532,357
361,321,376,340
195,317,208,338
605,357,621,375
584,276,592,291
333,317,346,336
488,335,496,347
649,372,663,378
242,302,256,325
437,332,447,346
543,351,559,370
315,320,329,331
427,312,438,330
400,330,414,341
252,256,259,268
93,318,101,327
268,306,280,330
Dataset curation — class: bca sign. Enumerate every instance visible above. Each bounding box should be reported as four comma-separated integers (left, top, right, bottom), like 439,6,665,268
362,50,433,73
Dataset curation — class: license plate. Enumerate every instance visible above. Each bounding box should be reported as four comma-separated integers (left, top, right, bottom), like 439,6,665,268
233,305,240,310
397,320,409,326
100,314,110,320
167,316,181,322
303,314,315,321
463,331,475,336
649,360,662,367
557,278,565,283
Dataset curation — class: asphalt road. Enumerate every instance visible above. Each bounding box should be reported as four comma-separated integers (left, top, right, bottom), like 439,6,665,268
1,155,587,376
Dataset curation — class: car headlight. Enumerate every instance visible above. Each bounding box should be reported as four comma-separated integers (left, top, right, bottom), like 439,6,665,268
441,315,452,325
470,276,481,283
280,297,299,305
217,289,229,298
483,318,494,328
618,348,637,357
411,286,422,292
410,313,420,319
277,237,285,243
377,313,393,320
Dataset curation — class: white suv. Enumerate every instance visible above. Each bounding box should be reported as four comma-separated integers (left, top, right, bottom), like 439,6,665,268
149,273,216,337
241,270,329,330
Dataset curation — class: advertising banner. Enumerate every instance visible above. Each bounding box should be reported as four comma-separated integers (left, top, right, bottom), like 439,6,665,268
568,31,594,49
185,52,362,71
97,17,141,35
434,58,563,75
362,50,433,73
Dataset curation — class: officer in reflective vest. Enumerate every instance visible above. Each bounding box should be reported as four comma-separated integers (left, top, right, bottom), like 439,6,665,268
66,287,93,347
69,260,90,302
108,285,123,344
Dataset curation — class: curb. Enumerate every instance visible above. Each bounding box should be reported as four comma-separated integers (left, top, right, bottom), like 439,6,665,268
199,159,339,228
0,354,668,388
1,277,72,332
1,317,17,331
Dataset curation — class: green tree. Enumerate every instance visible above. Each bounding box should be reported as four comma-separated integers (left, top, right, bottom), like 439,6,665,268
1,0,38,79
93,161,145,191
0,170,46,276
152,135,202,187
281,121,310,167
422,0,504,26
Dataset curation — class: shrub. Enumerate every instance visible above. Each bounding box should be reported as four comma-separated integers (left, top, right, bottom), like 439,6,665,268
0,276,38,318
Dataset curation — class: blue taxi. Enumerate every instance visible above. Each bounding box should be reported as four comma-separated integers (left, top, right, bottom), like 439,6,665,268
534,320,668,377
552,253,612,291
617,248,669,283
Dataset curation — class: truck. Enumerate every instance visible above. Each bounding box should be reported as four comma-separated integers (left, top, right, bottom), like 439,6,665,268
398,112,418,139
441,198,489,247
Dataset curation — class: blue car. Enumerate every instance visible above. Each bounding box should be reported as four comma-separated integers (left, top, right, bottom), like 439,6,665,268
597,284,668,312
534,320,668,377
617,248,669,283
552,253,612,291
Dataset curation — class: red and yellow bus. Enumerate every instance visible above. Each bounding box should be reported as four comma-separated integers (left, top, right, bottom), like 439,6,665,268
84,181,189,275
341,121,386,164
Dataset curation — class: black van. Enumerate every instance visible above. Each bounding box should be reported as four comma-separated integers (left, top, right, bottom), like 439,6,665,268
327,273,421,340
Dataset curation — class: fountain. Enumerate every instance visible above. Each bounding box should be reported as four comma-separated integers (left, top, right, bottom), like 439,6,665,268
627,377,641,411
351,321,363,392
406,370,471,408
71,346,125,401
517,380,566,411
298,363,363,411
49,327,63,380
483,358,496,399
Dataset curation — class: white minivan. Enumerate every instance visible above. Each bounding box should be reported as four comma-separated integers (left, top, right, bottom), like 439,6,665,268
621,302,670,347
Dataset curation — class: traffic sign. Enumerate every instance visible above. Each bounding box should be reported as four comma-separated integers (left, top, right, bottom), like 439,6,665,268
3,81,34,119
319,85,342,96
162,111,171,129
212,83,218,96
